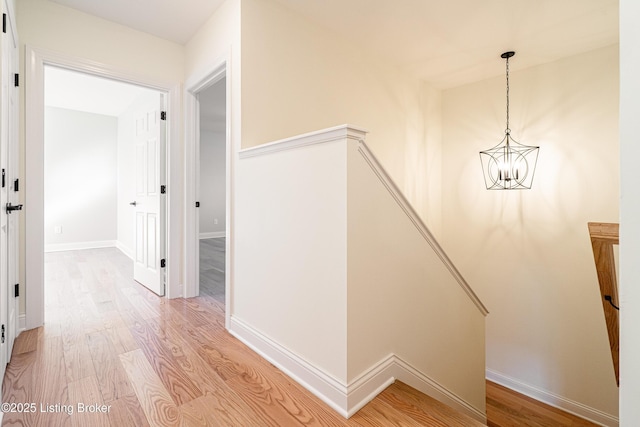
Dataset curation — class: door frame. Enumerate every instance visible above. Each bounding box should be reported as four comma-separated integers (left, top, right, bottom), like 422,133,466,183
25,46,181,329
184,57,232,327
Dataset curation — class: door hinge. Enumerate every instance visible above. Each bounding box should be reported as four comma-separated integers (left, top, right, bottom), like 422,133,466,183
2,14,6,33
160,185,166,194
14,284,19,298
160,259,166,268
14,73,18,87
195,201,200,208
13,178,18,192
1,324,5,344
1,169,4,187
160,111,167,121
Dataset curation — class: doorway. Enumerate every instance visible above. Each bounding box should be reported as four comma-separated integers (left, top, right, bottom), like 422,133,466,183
184,60,231,327
43,66,167,297
25,47,181,329
197,78,227,303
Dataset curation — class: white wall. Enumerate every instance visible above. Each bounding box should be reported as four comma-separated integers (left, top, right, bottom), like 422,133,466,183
619,0,640,423
44,107,117,249
18,0,184,313
199,130,226,236
441,46,619,423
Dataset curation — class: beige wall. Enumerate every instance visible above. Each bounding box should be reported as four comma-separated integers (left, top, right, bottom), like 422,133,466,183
184,0,239,83
441,45,619,418
620,0,640,423
347,140,486,415
241,0,441,235
17,0,184,314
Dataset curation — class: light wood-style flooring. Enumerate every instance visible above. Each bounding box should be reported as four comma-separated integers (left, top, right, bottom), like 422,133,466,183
2,247,601,426
486,381,598,427
2,248,483,426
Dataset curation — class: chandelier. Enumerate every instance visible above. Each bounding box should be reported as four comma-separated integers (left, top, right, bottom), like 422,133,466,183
479,51,539,190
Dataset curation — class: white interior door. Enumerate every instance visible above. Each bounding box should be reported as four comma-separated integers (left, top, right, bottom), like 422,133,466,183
0,20,9,381
0,0,19,376
5,0,18,358
133,93,165,295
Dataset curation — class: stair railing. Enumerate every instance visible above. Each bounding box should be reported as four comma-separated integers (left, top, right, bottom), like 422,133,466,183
587,222,619,386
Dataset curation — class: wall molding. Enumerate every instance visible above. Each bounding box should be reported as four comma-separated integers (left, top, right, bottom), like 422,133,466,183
199,231,226,239
239,124,368,159
229,315,485,422
44,240,116,253
356,141,488,316
486,369,618,427
238,124,487,316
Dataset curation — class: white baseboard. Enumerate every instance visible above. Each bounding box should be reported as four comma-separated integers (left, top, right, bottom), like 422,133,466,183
115,241,134,260
44,240,116,253
229,316,349,416
18,314,26,333
486,369,618,427
393,357,486,422
229,315,485,422
200,231,225,239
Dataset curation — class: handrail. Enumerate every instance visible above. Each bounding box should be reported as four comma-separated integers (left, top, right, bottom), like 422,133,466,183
588,222,619,386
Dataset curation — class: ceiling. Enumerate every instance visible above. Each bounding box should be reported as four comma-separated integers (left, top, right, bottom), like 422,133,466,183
47,0,618,88
49,0,225,45
45,66,157,116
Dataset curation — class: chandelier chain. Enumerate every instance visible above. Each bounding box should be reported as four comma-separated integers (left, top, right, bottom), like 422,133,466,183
505,55,510,134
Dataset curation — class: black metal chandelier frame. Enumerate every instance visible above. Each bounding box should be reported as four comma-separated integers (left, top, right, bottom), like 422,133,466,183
479,51,539,190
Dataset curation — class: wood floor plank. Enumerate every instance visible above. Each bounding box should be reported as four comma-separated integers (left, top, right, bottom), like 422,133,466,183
64,335,96,383
104,325,138,355
128,319,203,406
1,351,38,426
86,329,135,402
67,375,110,427
108,393,151,427
386,381,484,427
349,398,423,427
178,395,227,427
486,381,599,427
10,328,39,356
146,317,264,426
121,287,162,320
119,349,181,427
29,336,71,427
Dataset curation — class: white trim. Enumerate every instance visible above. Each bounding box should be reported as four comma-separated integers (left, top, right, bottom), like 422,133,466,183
199,232,225,239
229,315,486,422
25,45,180,329
44,240,116,252
486,369,619,427
239,124,368,159
236,124,488,316
357,141,488,316
393,357,486,422
18,314,26,333
184,53,233,330
229,316,349,416
115,241,134,260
